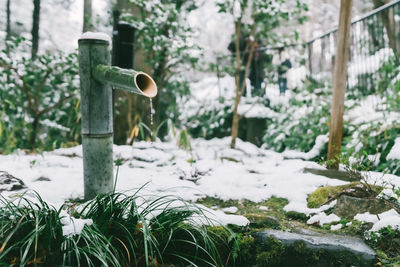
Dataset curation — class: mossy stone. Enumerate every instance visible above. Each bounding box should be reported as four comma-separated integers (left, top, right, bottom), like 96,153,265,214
333,195,391,219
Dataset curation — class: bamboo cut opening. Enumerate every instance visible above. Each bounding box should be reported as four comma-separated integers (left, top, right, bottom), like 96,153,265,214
135,72,157,98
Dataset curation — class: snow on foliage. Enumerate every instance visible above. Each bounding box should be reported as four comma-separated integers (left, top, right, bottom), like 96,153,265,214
387,137,400,160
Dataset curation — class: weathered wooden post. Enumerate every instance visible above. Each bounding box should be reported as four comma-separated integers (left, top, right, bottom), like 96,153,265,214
78,32,157,199
327,0,352,169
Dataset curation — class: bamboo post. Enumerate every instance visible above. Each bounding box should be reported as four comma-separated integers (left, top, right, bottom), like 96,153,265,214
78,33,157,199
327,0,353,169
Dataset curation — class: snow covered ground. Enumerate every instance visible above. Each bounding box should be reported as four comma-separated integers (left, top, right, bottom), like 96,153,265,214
2,137,400,231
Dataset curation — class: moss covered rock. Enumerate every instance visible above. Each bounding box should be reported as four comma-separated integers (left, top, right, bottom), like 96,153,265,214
333,195,391,219
307,182,383,208
252,229,377,267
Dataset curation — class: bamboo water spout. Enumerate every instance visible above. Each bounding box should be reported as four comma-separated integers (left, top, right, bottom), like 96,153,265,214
78,32,157,199
92,65,157,97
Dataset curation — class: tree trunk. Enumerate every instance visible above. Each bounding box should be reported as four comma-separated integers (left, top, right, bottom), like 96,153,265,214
6,0,10,42
29,116,40,149
231,97,240,148
83,0,94,32
327,0,353,169
230,22,255,149
31,0,40,60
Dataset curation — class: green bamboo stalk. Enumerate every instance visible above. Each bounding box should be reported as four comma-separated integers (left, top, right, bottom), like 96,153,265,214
93,65,157,98
78,32,157,200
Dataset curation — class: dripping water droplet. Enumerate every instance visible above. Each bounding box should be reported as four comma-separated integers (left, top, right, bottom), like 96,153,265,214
150,98,155,126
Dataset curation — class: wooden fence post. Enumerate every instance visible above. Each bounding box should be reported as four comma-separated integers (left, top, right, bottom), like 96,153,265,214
327,0,353,169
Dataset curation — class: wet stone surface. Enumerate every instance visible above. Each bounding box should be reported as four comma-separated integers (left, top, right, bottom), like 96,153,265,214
253,229,377,266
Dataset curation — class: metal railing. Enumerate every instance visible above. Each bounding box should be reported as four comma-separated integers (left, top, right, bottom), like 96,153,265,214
307,0,400,109
218,1,400,110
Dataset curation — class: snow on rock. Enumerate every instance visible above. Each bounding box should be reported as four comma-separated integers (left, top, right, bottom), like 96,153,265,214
307,212,340,226
330,223,343,231
354,212,380,224
282,135,329,160
221,206,238,214
237,102,278,119
370,210,400,232
387,137,400,160
355,209,400,232
193,205,249,226
0,171,26,192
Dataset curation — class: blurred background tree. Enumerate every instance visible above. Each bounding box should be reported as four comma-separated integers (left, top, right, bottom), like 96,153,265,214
112,0,201,144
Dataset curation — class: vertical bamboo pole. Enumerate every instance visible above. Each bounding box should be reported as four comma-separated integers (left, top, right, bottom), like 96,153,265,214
327,0,353,169
78,35,113,199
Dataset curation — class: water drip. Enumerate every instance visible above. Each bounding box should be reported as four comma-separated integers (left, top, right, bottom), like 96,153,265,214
150,98,155,125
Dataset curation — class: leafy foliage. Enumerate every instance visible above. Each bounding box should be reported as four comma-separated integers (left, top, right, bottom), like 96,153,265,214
119,0,201,140
186,97,234,139
264,90,331,156
366,226,400,258
216,0,308,148
217,0,307,45
0,37,80,153
0,190,236,266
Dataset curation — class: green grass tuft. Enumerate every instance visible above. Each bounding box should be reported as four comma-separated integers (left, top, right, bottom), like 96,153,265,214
0,190,237,266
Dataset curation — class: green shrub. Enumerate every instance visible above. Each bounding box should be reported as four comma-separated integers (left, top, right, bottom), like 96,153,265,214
0,37,80,153
264,92,330,157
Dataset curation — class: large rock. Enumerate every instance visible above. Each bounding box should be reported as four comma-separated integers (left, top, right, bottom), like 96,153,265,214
253,229,376,267
0,171,26,192
333,195,391,219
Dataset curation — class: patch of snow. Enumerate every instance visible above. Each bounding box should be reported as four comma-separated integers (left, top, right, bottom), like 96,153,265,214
354,209,400,232
233,1,241,20
49,145,83,158
370,209,400,232
221,206,238,214
330,223,342,231
307,212,340,226
193,205,249,226
378,188,398,200
387,137,400,160
0,137,381,218
79,32,111,43
282,135,328,160
287,66,307,89
238,102,278,119
317,200,337,212
60,210,93,237
354,212,380,224
259,205,269,211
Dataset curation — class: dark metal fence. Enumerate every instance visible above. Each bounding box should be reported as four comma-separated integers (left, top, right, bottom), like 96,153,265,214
307,0,400,110
218,0,400,110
